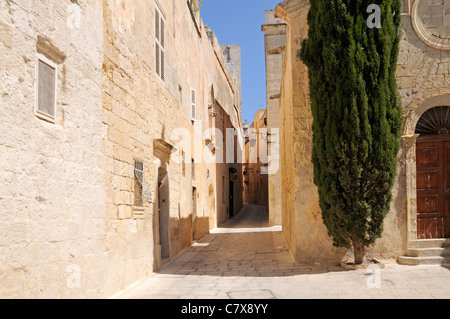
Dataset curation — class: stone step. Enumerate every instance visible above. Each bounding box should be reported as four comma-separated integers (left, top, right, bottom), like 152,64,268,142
408,239,450,249
397,255,450,266
407,247,450,257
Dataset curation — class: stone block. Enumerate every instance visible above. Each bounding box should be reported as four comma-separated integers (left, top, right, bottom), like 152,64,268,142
0,21,13,49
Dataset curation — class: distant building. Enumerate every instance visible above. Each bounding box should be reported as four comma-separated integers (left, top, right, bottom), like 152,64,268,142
0,0,243,298
269,0,450,265
243,109,269,208
262,10,285,226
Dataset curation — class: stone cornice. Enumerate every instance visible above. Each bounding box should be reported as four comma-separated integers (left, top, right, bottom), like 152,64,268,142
36,36,66,64
275,0,309,20
153,139,174,163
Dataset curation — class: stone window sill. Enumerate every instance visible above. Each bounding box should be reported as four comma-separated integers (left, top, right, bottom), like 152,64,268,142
132,206,146,214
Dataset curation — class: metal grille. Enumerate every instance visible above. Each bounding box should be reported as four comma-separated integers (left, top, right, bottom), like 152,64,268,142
155,9,160,42
155,6,165,81
155,43,160,77
37,59,56,118
134,160,152,205
160,49,165,81
416,106,450,135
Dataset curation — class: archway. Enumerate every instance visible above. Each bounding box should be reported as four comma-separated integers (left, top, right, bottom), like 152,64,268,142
415,106,450,239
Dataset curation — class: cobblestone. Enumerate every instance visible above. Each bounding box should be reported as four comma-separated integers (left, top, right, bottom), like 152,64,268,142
117,205,450,299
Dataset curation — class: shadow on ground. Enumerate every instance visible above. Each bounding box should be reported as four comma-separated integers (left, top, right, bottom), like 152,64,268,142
156,204,348,278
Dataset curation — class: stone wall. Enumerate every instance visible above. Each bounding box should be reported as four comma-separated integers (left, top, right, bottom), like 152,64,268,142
0,0,105,298
377,0,450,257
275,0,346,265
262,10,285,226
102,0,243,293
243,109,269,208
356,0,450,260
274,0,450,265
0,0,243,298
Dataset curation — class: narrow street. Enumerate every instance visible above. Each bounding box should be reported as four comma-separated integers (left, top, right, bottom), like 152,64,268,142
117,205,450,299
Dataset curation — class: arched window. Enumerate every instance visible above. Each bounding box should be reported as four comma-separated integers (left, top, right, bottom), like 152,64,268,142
415,106,450,136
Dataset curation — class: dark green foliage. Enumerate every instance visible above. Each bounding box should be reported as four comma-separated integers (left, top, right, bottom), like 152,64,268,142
300,0,402,254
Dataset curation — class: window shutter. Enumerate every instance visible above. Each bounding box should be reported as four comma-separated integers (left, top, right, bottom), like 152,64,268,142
134,160,144,206
37,59,56,120
155,6,165,82
160,18,165,49
160,49,165,81
191,89,196,105
191,89,196,120
155,10,160,41
155,43,160,77
160,18,165,81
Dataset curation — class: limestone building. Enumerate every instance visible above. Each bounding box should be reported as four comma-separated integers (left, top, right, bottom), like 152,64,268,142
243,109,269,208
262,10,285,226
269,0,450,265
0,0,243,298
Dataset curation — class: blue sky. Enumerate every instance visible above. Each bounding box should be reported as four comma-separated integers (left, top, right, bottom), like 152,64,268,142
201,0,282,125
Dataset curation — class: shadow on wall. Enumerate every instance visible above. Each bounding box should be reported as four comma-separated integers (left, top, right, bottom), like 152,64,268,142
156,230,348,278
155,205,346,277
169,216,210,259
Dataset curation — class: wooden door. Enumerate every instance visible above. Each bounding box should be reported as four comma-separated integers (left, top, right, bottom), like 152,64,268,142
416,138,450,239
443,142,450,238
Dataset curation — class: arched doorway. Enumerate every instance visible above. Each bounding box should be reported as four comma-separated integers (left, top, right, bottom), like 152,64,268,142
415,106,450,239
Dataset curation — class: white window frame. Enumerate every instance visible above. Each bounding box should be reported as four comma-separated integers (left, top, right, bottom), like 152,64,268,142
35,53,57,123
190,88,196,121
155,4,166,82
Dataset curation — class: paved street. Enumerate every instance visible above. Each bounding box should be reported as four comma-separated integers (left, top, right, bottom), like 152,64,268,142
117,205,450,299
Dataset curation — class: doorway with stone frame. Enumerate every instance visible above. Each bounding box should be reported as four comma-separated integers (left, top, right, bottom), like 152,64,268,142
402,95,450,243
158,167,170,261
153,139,174,269
415,106,450,239
415,110,450,240
398,96,450,265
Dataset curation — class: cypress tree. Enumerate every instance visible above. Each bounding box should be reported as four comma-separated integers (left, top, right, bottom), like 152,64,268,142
300,0,402,264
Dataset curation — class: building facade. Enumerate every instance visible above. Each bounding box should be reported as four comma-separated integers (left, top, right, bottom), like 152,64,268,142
262,10,285,226
271,0,450,265
243,109,269,208
0,0,242,298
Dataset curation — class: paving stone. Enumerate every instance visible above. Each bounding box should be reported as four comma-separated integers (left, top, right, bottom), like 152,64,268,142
117,205,450,299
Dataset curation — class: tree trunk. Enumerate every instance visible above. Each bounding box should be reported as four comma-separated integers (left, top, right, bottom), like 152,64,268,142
352,238,366,265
